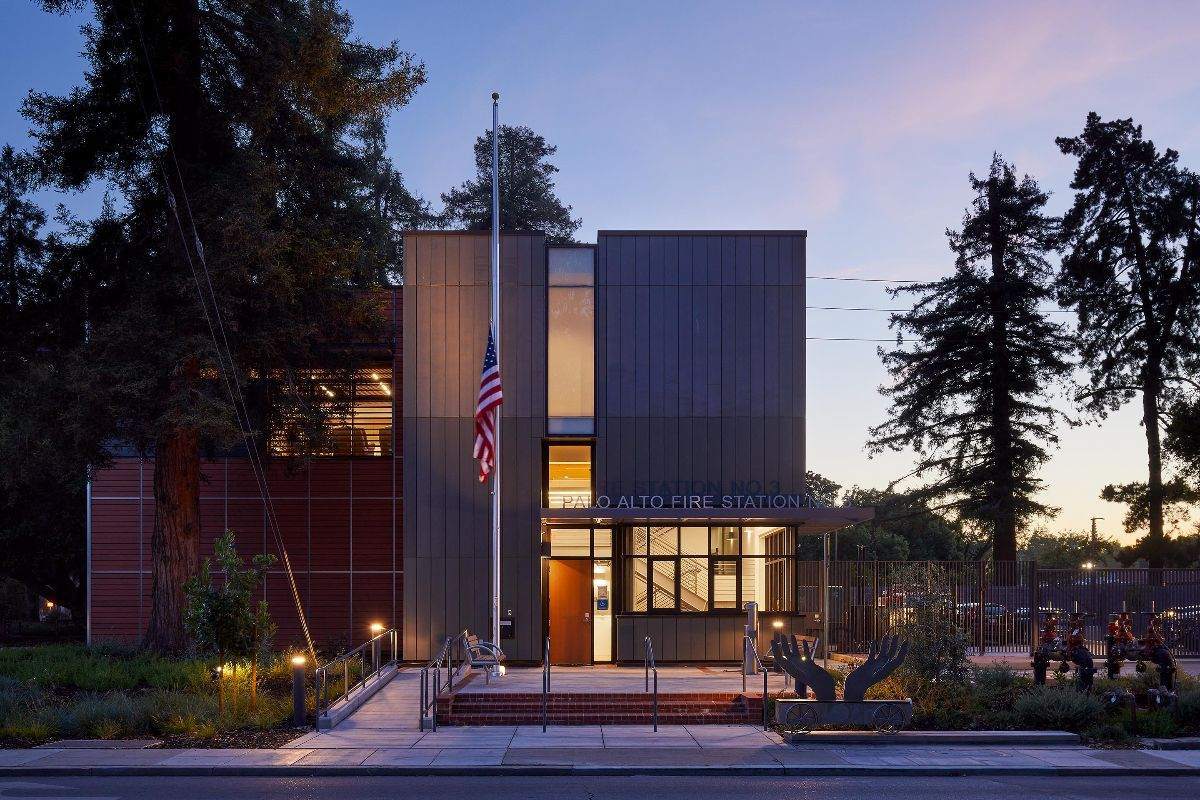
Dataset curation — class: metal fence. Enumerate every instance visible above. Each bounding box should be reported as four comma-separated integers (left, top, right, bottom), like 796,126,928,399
796,561,1200,657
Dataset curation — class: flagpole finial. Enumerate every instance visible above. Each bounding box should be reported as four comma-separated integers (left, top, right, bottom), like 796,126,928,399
491,91,499,102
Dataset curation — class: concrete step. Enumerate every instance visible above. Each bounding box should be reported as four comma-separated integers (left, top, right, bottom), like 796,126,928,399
437,690,763,725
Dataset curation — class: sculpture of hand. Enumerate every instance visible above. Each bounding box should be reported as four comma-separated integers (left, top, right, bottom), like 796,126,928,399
771,632,836,701
843,635,909,702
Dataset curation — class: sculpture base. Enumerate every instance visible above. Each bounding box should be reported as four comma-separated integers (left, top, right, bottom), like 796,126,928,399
775,698,913,734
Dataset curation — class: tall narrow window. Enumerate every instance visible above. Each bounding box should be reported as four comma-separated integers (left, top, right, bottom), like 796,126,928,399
547,247,594,434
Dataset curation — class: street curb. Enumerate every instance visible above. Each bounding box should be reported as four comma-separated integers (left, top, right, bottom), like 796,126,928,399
1,764,1198,778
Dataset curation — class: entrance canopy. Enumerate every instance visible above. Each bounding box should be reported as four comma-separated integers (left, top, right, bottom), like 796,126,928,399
541,506,874,534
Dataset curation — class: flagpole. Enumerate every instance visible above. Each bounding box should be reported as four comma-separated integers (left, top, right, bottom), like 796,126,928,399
489,91,502,670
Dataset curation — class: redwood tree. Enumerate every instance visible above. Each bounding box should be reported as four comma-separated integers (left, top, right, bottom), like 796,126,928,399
25,0,426,650
1055,114,1200,569
869,155,1071,562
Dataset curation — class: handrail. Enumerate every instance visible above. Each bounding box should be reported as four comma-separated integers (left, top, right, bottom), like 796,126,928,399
418,632,466,731
743,634,770,730
315,627,398,717
541,636,550,732
643,635,658,732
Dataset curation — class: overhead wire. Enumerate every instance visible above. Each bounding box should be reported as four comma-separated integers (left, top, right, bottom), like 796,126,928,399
124,5,317,661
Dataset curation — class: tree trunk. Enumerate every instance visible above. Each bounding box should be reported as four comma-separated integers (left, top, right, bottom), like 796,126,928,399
1142,361,1166,570
143,420,200,652
987,178,1018,563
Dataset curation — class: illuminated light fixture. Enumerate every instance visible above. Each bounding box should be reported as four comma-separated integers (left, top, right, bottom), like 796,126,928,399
593,564,607,573
378,381,391,396
1082,561,1095,570
370,622,384,635
593,579,608,587
291,655,306,667
772,620,784,629
370,372,380,381
319,384,335,398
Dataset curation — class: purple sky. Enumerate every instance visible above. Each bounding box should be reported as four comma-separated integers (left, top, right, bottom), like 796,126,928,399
3,1,1199,542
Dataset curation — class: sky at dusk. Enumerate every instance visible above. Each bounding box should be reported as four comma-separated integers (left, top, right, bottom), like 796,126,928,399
3,1,1200,543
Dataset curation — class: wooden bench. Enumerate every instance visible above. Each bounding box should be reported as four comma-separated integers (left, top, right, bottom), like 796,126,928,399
463,631,506,684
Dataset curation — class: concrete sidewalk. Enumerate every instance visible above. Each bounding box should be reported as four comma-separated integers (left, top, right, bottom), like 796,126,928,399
1,727,1198,776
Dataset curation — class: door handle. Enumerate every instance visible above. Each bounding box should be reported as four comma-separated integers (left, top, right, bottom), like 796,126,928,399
584,612,591,623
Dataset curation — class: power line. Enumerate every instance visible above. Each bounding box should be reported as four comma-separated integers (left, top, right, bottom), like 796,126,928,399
807,275,922,283
806,304,1075,314
806,336,901,342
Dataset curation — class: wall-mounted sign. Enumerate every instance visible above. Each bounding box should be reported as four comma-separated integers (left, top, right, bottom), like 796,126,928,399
594,494,812,510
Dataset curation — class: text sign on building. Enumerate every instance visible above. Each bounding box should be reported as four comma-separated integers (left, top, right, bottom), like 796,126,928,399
588,494,812,510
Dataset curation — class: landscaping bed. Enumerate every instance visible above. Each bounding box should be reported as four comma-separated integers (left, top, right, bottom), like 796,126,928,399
0,644,311,748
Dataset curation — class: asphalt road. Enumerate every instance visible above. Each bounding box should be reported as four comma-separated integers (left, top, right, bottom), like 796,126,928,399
1,775,1198,800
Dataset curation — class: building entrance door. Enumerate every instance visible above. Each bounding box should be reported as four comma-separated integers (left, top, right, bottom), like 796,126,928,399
548,558,592,664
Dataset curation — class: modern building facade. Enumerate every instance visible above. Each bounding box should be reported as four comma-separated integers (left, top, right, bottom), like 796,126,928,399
87,230,871,662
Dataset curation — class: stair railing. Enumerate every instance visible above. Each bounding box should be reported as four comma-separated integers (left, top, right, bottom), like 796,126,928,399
743,634,770,730
542,636,551,732
643,635,658,732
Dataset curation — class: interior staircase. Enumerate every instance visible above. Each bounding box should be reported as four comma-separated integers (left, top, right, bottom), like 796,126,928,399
436,691,764,726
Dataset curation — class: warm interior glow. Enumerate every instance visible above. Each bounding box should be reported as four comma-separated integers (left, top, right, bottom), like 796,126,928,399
547,444,591,507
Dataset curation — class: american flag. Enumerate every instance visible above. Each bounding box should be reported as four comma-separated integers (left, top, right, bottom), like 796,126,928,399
473,326,503,482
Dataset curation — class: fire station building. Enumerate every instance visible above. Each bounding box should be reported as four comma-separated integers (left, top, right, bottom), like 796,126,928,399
87,230,872,663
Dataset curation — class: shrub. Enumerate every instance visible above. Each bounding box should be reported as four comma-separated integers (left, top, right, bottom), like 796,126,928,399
1176,689,1200,730
1086,721,1135,744
1012,685,1105,732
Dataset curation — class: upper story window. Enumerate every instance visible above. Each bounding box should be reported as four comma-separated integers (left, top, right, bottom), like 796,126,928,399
270,366,393,457
547,247,594,435
546,443,592,508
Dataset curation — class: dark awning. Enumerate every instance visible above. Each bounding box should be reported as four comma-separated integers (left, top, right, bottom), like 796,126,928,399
540,506,874,533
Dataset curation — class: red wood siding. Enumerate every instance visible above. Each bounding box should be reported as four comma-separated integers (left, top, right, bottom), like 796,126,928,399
88,289,403,653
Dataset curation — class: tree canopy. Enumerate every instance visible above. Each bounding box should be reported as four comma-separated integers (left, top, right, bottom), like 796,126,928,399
1055,113,1200,568
18,0,426,649
440,124,581,244
869,155,1072,561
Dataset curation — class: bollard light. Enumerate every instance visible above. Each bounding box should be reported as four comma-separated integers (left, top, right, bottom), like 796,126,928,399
370,623,384,673
291,655,307,727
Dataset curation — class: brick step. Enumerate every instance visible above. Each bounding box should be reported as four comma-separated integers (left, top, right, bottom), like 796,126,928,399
441,713,759,726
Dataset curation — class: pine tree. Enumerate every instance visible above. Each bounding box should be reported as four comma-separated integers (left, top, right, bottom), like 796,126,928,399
24,0,426,650
869,155,1071,562
440,124,581,244
1055,114,1200,569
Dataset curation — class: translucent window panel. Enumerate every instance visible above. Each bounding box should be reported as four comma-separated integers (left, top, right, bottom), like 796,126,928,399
627,527,649,555
648,527,679,555
711,527,740,556
548,246,594,286
549,528,591,557
763,555,796,612
548,287,594,419
627,558,648,612
679,556,710,612
593,559,613,661
712,558,739,608
593,528,612,558
651,560,677,610
546,445,591,508
741,556,762,609
680,527,709,555
749,526,796,557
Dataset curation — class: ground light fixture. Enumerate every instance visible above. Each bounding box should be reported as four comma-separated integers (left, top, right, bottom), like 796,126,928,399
369,623,385,672
1082,561,1095,570
291,655,306,727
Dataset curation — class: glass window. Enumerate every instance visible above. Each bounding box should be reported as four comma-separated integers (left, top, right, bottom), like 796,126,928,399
679,556,710,612
651,560,677,610
619,526,798,614
549,528,591,557
594,528,612,558
546,445,591,508
548,246,594,287
680,527,709,555
712,558,739,608
628,558,648,612
271,366,393,457
649,527,678,555
547,247,594,431
711,527,740,556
